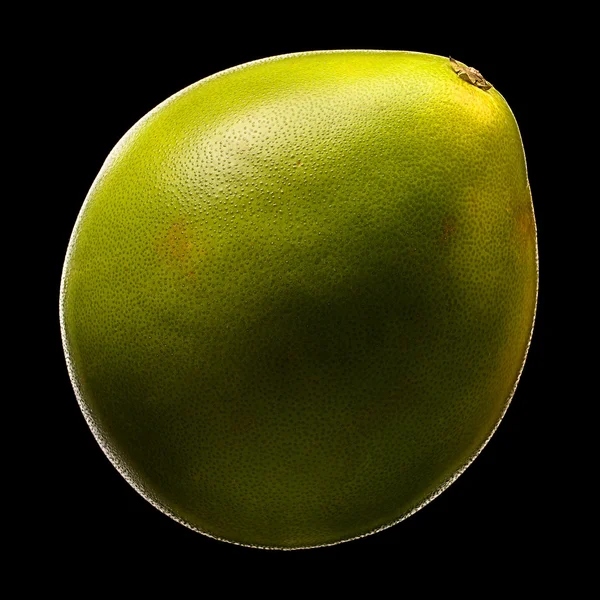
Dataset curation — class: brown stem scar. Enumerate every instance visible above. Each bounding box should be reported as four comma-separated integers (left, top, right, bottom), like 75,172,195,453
449,57,492,91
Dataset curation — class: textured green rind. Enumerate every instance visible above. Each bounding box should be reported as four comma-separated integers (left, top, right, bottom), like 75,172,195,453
60,50,537,549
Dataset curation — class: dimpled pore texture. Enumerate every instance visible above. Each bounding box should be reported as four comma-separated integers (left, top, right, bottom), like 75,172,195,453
60,50,538,549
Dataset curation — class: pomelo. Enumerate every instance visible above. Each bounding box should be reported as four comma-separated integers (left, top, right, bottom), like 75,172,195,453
60,50,538,549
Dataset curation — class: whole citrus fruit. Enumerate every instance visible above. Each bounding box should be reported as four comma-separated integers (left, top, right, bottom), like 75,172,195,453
60,50,538,549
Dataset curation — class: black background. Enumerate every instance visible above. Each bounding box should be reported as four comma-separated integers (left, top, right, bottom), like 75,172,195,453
35,13,576,570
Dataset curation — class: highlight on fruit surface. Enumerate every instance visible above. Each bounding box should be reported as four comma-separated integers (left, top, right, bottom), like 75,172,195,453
60,50,538,549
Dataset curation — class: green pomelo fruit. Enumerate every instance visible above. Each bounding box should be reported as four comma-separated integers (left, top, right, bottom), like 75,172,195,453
60,50,538,549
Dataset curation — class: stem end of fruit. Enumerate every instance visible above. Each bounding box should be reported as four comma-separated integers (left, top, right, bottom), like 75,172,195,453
449,57,492,91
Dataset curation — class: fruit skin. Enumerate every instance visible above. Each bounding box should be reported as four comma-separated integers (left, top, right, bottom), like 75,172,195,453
60,50,537,549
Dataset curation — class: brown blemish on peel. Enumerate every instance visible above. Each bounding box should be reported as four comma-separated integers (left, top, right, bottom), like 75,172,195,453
515,204,535,243
157,221,207,268
441,215,458,243
165,222,193,262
